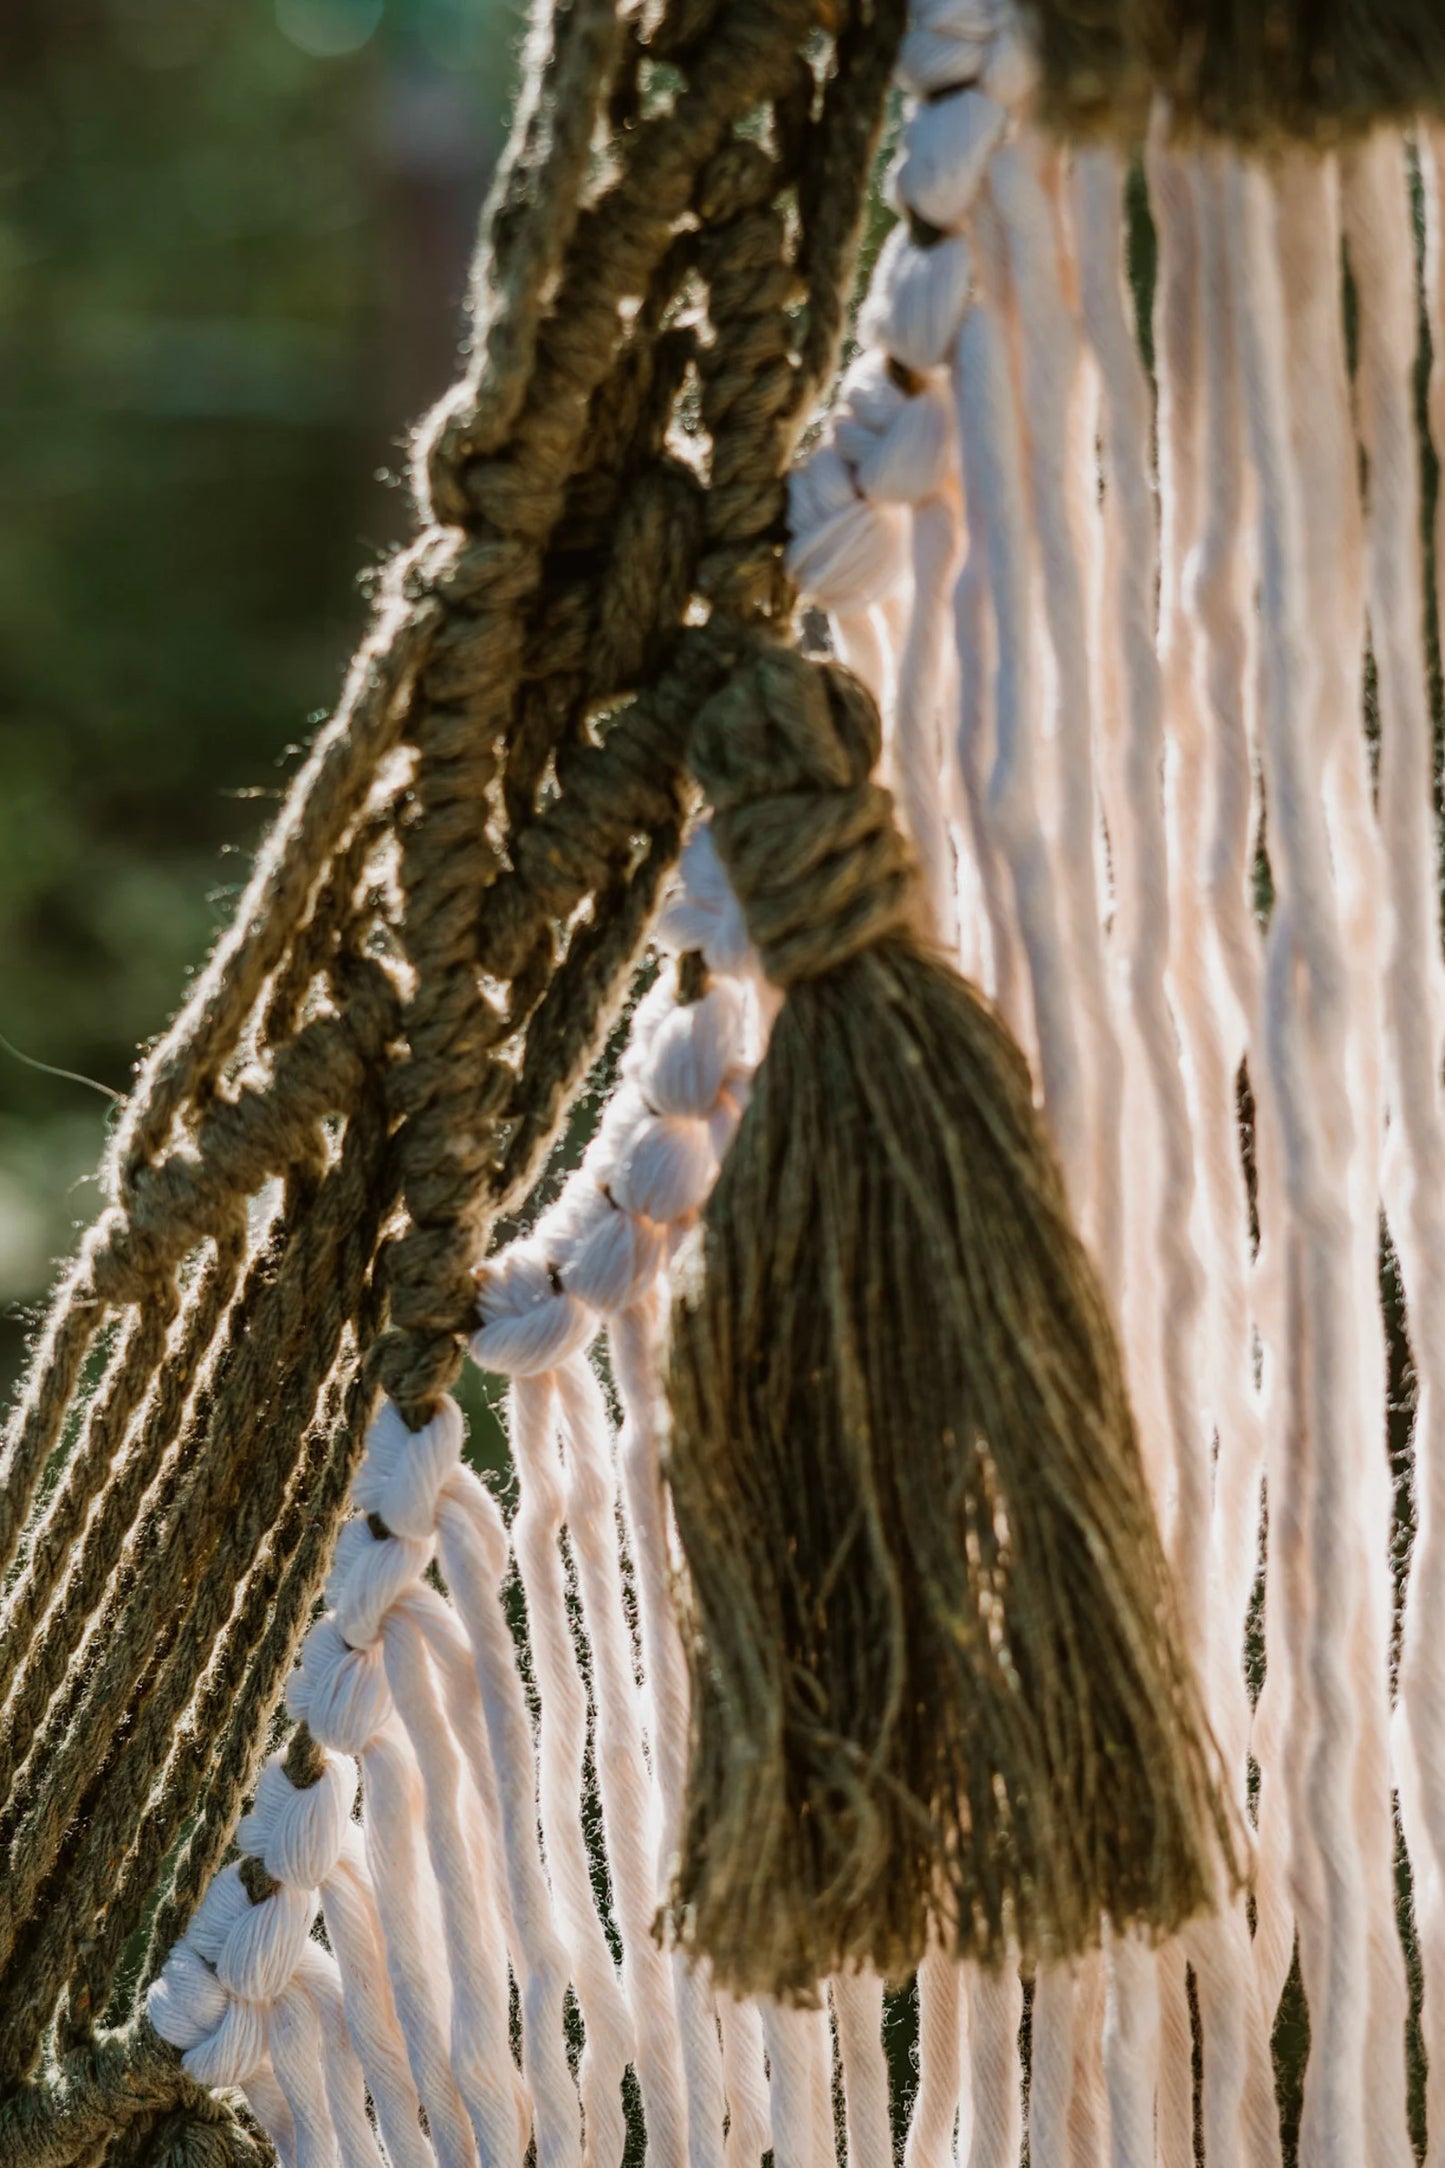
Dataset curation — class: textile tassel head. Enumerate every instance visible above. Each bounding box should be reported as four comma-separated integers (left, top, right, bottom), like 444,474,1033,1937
663,645,1241,2001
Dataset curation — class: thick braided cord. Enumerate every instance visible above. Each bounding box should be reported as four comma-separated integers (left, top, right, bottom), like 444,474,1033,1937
0,1188,295,1862
988,137,1124,1289
510,1370,634,2165
1070,143,1223,2157
0,2022,269,2168
0,1288,178,1659
903,1949,961,2168
964,1968,1022,2168
556,1356,690,2163
1172,152,1289,2142
1183,159,1301,2076
0,970,398,1915
0,1226,240,1778
356,1532,521,2167
131,1369,381,1991
0,956,399,1890
1407,128,1445,2165
1072,142,1207,1639
420,0,625,483
958,159,1087,1209
1147,135,1284,2167
0,1060,396,2083
126,1110,392,2003
65,1375,354,2039
0,583,425,1593
373,0,823,1431
757,2004,832,2168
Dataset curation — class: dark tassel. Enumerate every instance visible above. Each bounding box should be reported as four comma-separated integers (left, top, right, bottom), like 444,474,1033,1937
663,644,1241,2002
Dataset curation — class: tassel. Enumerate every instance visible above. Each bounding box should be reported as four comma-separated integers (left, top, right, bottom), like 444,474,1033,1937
663,643,1240,2000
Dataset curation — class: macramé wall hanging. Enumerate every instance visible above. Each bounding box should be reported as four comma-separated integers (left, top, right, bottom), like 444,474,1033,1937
4,1,1445,2163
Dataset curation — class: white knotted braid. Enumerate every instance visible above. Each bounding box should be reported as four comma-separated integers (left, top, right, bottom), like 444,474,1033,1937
154,829,764,2168
156,0,1445,2155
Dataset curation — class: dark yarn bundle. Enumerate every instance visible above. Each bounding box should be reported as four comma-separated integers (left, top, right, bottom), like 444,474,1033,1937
1026,0,1445,142
664,644,1241,2001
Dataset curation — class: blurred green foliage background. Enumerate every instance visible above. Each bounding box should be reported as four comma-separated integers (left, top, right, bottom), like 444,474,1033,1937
0,0,523,1396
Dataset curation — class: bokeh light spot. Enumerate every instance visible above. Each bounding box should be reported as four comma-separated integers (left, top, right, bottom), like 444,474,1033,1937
274,0,384,60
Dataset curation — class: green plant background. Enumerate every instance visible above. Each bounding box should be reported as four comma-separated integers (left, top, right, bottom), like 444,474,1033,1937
0,0,523,1397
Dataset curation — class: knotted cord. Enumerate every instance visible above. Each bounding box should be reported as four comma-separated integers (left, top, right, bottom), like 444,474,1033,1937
7,0,1445,2161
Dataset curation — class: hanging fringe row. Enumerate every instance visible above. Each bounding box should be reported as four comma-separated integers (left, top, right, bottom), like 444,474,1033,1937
9,0,1445,2158
773,6,1444,2162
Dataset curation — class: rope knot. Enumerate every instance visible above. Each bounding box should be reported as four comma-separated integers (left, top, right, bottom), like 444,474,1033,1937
689,647,919,985
695,139,778,224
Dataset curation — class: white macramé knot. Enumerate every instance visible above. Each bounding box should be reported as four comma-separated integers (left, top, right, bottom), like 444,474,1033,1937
327,1516,431,1651
892,88,1006,232
151,1966,268,2090
474,955,751,1359
630,979,748,1119
353,1394,464,1540
898,0,1005,89
201,1882,317,2003
467,826,758,1387
914,0,1000,31
473,1243,595,1377
655,825,754,977
786,443,909,609
899,22,990,95
148,1940,235,2066
542,1178,668,1316
289,1615,394,1755
603,1091,720,1224
793,0,1033,593
789,355,958,602
149,1867,319,2087
834,371,956,508
238,1746,358,1890
859,224,974,373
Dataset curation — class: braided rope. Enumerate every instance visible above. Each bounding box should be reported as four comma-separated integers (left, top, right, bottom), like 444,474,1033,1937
0,0,898,2152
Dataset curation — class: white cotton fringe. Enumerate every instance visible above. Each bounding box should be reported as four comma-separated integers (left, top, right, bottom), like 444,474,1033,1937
152,4,1445,2160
